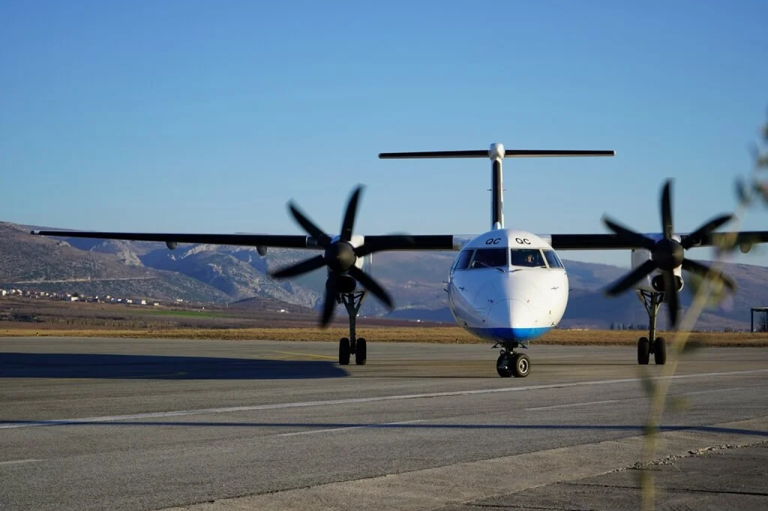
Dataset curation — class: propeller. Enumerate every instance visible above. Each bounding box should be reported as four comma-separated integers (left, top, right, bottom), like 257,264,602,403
271,185,404,327
602,180,736,328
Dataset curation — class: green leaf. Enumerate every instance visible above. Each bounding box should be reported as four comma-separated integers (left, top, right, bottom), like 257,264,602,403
685,271,732,309
735,177,751,206
681,339,706,354
667,396,690,412
640,372,656,396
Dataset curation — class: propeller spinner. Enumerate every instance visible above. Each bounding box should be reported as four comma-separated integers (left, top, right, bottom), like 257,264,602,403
602,180,736,328
271,186,398,327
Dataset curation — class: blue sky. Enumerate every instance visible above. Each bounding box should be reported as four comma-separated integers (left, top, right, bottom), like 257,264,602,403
1,0,767,266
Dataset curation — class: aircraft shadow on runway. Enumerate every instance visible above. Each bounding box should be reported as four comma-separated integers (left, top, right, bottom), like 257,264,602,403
2,420,767,438
0,353,348,380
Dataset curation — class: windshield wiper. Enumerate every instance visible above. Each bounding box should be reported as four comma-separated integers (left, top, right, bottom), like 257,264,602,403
474,261,505,273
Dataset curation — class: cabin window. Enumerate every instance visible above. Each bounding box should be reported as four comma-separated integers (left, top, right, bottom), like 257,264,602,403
510,248,546,268
543,249,564,269
453,249,474,270
469,248,508,269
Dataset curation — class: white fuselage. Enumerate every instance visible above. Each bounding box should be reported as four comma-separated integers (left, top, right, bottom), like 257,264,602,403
447,229,569,343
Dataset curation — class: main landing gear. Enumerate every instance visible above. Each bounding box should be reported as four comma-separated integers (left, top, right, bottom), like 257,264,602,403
637,290,667,365
337,291,368,366
496,342,531,378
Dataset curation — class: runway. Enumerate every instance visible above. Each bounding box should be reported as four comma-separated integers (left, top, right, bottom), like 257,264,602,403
1,337,767,510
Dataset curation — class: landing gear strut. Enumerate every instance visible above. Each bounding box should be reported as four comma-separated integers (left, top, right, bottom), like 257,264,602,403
496,342,530,378
638,290,667,366
337,291,368,366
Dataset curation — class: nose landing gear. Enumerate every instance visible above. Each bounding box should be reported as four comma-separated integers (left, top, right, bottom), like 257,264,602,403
337,291,368,366
496,342,530,378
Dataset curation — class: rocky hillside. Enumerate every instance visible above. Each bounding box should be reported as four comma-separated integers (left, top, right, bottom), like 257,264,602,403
0,223,231,303
4,221,768,329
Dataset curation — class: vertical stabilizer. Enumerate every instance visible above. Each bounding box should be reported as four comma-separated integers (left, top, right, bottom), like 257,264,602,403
489,143,505,230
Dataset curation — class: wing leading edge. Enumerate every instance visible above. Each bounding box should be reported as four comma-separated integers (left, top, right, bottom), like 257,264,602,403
30,230,460,251
545,231,768,250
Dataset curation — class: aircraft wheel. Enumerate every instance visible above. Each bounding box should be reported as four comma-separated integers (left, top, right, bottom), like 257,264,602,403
511,353,531,378
637,337,650,365
355,338,367,365
654,336,667,365
339,337,351,365
496,354,513,378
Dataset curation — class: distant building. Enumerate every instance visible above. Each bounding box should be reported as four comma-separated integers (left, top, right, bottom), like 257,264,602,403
70,296,80,302
140,299,147,305
0,290,6,296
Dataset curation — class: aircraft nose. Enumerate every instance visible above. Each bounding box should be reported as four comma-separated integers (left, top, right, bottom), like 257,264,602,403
487,299,533,329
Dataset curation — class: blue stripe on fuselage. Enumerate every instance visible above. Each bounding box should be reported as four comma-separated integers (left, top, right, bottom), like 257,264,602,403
468,327,551,342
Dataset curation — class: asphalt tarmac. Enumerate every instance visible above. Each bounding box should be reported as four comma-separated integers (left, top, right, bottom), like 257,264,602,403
1,337,767,511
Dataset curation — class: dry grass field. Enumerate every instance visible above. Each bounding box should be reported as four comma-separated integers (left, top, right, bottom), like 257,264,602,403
2,297,768,346
2,325,768,347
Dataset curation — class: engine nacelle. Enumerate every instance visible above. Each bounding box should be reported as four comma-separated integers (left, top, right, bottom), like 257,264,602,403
651,274,683,292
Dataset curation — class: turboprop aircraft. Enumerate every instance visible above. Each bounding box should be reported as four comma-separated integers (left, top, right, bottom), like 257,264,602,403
32,143,768,378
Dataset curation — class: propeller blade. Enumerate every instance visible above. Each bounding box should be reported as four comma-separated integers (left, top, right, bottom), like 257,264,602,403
348,266,394,309
288,202,330,247
682,214,734,249
661,180,674,239
663,270,679,328
603,216,656,251
340,186,363,243
320,278,338,328
604,260,657,296
271,255,326,279
682,259,737,292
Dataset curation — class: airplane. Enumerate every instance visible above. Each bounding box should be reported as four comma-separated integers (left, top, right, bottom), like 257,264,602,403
31,143,768,378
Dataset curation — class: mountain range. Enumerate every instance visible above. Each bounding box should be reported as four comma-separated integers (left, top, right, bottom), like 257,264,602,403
2,221,767,330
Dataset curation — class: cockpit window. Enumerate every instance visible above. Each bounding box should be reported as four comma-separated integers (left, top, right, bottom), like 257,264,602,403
510,248,546,268
453,250,474,270
543,249,564,269
470,248,507,269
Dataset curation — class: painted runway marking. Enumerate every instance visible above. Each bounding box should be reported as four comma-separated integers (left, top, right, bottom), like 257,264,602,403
524,386,750,411
2,369,766,431
278,419,427,437
271,350,338,361
525,399,622,411
0,459,43,466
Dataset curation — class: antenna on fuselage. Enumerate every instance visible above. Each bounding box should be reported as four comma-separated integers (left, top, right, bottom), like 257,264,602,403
379,145,616,230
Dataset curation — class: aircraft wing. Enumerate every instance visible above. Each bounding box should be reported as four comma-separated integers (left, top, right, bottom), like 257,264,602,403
543,231,768,250
30,230,460,252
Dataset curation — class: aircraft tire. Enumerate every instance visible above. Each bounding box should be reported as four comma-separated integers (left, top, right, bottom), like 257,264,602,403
637,337,650,365
496,354,513,377
339,337,351,365
511,353,531,378
355,338,367,365
654,337,667,365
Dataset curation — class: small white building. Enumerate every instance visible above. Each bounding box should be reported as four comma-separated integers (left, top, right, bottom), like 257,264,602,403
70,296,80,302
1,290,7,296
